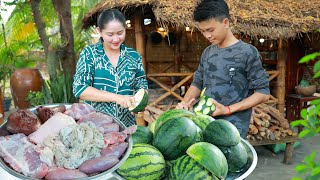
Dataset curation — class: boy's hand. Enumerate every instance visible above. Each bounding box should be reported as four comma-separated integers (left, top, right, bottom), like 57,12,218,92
210,99,230,116
176,98,196,110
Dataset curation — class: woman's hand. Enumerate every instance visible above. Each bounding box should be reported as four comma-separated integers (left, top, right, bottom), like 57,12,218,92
116,95,136,108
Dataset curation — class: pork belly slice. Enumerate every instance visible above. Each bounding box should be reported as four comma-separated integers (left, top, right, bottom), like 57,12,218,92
0,133,48,178
28,112,76,145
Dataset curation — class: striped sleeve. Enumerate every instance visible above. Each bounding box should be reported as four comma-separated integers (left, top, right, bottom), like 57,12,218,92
73,46,95,99
134,55,148,91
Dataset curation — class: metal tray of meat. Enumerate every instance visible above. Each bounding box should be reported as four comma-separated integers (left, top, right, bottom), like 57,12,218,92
0,103,132,180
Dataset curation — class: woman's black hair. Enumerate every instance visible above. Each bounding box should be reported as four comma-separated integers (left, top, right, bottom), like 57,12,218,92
97,9,126,29
193,0,230,22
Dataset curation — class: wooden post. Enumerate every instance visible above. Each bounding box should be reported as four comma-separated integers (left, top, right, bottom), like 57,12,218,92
276,39,287,114
134,11,147,73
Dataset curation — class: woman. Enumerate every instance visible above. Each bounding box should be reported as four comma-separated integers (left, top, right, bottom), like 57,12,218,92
73,9,148,127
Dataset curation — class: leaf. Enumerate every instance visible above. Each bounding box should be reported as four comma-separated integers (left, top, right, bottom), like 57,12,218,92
299,52,320,63
310,99,320,105
300,109,308,119
291,178,302,180
314,60,320,73
313,71,320,79
295,164,308,172
304,151,316,166
291,120,306,127
311,167,320,176
299,129,312,138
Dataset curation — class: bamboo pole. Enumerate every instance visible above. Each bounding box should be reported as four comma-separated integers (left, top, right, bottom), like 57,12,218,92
134,11,146,72
276,39,287,114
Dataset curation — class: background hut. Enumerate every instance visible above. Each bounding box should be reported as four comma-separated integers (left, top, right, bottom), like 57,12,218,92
82,0,320,113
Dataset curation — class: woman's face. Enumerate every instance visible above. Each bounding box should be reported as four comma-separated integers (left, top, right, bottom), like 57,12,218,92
99,20,126,50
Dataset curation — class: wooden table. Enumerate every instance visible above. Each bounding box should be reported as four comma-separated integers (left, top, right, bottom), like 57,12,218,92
286,94,319,132
249,136,299,164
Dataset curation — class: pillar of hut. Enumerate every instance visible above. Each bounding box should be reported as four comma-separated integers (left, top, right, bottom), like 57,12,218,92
134,11,147,73
276,39,287,114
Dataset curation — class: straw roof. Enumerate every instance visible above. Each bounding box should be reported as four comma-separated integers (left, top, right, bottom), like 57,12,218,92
83,0,320,39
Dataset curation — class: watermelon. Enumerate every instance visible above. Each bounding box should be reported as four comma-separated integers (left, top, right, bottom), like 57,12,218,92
132,125,153,144
190,114,215,131
187,142,228,179
148,120,156,134
153,116,198,160
218,142,248,172
203,119,240,146
169,155,217,180
193,96,216,115
154,109,195,133
129,89,149,112
117,143,166,180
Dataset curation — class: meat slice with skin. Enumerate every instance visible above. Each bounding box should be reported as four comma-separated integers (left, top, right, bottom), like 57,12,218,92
101,142,128,158
102,123,120,133
64,103,96,120
45,167,88,180
28,112,76,145
0,133,48,178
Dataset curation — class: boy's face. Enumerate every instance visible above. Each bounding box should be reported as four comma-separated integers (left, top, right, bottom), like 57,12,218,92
197,18,229,45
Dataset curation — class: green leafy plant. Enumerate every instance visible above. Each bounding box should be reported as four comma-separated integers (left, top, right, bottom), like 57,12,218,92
26,91,45,107
46,72,76,103
291,51,320,180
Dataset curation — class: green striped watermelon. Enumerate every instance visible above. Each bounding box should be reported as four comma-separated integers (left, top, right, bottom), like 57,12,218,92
169,155,217,180
203,119,240,146
132,125,153,144
153,116,198,160
129,89,149,113
187,142,228,179
116,143,166,180
190,114,215,131
218,142,248,172
154,109,195,134
193,96,216,115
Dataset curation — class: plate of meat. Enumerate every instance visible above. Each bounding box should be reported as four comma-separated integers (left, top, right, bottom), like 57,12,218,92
0,103,134,180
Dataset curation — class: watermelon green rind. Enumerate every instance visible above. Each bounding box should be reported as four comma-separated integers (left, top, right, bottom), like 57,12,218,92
218,142,248,172
132,125,153,144
203,119,241,146
169,155,217,180
193,96,216,116
186,142,228,179
129,89,149,113
154,109,195,134
117,143,166,180
190,114,215,131
153,117,198,160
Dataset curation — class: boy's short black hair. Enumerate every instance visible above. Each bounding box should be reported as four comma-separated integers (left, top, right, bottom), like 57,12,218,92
193,0,230,22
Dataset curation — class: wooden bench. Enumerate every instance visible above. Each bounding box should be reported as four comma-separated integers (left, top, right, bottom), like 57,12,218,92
249,136,299,164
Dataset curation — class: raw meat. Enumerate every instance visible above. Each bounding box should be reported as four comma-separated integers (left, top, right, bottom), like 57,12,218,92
36,105,66,123
0,133,48,178
28,112,76,145
45,168,88,180
6,109,41,135
64,103,95,120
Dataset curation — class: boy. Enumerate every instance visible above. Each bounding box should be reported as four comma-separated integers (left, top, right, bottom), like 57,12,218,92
176,0,270,138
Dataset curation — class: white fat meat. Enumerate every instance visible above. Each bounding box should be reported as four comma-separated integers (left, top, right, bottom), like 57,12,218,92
28,112,76,145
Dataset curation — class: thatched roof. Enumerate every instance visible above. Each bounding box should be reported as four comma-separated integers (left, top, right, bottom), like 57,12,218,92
83,0,320,39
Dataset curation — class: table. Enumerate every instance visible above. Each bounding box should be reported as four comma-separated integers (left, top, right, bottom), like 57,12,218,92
286,94,319,132
249,136,299,164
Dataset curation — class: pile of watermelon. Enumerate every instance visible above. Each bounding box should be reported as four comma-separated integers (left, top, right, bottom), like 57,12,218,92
117,109,248,180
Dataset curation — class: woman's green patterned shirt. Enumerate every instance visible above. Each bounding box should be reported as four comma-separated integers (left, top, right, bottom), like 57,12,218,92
73,41,148,127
